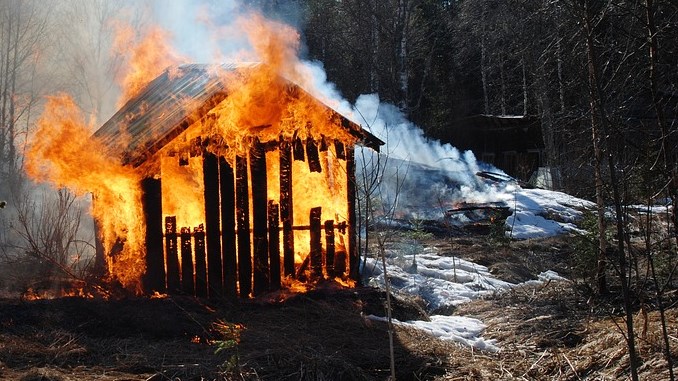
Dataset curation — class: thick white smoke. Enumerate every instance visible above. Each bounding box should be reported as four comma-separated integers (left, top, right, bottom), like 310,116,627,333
349,94,505,220
146,1,506,221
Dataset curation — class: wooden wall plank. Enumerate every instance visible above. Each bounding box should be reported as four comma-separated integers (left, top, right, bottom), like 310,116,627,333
235,155,252,298
324,220,335,278
203,152,223,298
219,157,237,299
293,136,305,161
141,177,165,293
250,139,270,296
194,224,207,297
180,227,194,295
268,201,281,290
279,139,295,277
334,140,346,160
165,216,180,292
306,139,322,173
310,207,322,278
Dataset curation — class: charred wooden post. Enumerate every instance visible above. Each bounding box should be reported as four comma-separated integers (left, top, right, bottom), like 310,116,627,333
324,220,335,278
335,242,347,277
92,214,107,278
194,224,207,297
334,140,346,160
306,139,322,173
293,135,305,161
250,139,270,296
268,201,281,290
180,227,194,295
219,156,237,299
235,155,252,297
319,137,328,152
203,151,223,298
346,147,359,282
279,139,295,277
310,207,323,278
141,177,165,293
165,216,180,292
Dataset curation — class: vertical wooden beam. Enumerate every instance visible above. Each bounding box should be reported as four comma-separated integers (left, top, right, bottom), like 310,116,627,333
306,138,322,173
324,220,335,278
194,224,207,297
279,139,295,277
319,137,328,152
219,157,237,299
335,244,347,277
347,146,359,282
250,139,270,296
268,201,281,290
165,216,180,292
180,227,194,295
293,136,305,161
235,155,252,298
92,212,107,278
310,207,323,278
334,140,346,160
203,151,223,298
141,177,165,293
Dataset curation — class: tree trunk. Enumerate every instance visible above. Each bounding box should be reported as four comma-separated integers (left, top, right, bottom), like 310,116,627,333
480,15,489,115
643,1,675,378
583,2,639,379
499,52,506,115
522,58,528,116
397,0,409,112
369,0,379,93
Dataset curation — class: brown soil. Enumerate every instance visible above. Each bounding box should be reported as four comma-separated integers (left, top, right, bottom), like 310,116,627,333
0,233,676,380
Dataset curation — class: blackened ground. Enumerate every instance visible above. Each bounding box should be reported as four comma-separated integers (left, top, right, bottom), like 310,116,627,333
0,233,676,380
0,284,443,381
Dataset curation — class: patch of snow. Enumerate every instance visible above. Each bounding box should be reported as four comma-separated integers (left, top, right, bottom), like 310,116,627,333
367,314,499,352
364,181,594,352
500,186,595,239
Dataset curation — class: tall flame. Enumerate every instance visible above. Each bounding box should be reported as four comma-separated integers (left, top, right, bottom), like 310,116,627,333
238,13,300,79
25,95,145,290
112,22,185,105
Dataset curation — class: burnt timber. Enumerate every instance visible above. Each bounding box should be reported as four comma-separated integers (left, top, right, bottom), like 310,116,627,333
93,63,384,298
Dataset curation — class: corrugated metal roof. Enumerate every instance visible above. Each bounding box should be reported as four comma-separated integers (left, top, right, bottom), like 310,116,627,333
94,63,382,167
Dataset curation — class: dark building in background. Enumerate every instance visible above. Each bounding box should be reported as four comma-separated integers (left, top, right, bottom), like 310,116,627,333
431,115,544,181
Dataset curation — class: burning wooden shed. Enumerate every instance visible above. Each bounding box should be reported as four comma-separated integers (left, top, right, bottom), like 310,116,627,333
92,63,383,298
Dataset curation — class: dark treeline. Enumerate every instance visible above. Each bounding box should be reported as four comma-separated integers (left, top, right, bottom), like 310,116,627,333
282,0,677,202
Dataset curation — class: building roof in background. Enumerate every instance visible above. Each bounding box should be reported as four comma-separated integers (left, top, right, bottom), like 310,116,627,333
94,63,382,167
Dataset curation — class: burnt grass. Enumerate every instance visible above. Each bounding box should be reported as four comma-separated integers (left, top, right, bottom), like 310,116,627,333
1,233,677,380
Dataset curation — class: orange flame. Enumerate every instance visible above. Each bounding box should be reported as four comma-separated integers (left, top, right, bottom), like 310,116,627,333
26,95,145,291
112,22,185,106
237,13,300,79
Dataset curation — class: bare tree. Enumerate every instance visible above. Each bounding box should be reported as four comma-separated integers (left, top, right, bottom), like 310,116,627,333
52,0,127,125
0,1,49,196
1,188,94,291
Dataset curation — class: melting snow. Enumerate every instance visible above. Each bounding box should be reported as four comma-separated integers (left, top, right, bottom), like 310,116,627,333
364,186,587,352
501,186,595,239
